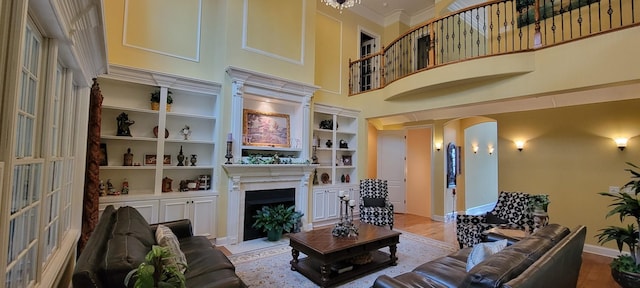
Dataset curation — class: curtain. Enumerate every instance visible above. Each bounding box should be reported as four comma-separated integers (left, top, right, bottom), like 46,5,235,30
78,78,103,254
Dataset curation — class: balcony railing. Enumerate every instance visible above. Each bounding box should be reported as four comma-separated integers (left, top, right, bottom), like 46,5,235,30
349,0,639,95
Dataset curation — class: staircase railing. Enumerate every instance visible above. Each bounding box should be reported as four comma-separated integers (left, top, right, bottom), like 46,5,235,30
349,0,639,95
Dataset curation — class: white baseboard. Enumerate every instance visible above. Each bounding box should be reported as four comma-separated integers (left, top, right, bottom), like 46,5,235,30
465,203,495,215
213,236,229,246
431,214,445,222
583,243,625,258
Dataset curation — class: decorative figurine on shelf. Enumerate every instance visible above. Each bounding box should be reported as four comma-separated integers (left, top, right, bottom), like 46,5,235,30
198,175,210,190
225,133,233,164
116,112,134,136
179,180,189,192
319,119,334,130
106,179,117,195
346,174,350,183
99,180,106,196
339,139,349,149
162,177,172,192
312,146,319,164
326,139,333,148
180,125,191,140
341,174,346,183
313,169,319,185
177,145,185,166
123,148,133,166
190,154,197,166
273,153,280,164
121,178,129,194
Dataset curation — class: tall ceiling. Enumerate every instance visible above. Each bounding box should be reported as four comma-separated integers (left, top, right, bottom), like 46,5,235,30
349,0,436,26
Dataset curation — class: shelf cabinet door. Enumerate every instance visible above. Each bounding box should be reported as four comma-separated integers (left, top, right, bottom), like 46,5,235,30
326,189,339,220
100,200,160,224
159,196,217,238
159,199,190,222
312,188,340,222
312,189,327,221
190,196,217,238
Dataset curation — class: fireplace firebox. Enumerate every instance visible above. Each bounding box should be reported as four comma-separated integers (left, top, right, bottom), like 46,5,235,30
243,188,295,241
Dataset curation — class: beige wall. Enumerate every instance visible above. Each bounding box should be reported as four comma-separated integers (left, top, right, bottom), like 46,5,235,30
367,122,378,178
406,127,432,217
463,121,498,209
491,98,640,248
104,0,227,81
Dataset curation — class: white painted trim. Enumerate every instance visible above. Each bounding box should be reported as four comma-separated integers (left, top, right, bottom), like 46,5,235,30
316,11,343,95
241,0,305,65
583,243,626,258
466,202,495,216
431,214,446,222
122,0,202,62
357,25,381,55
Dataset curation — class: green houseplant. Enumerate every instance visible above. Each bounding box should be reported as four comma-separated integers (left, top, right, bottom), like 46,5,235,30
527,194,550,213
124,245,187,288
252,204,303,241
596,162,640,288
150,90,173,111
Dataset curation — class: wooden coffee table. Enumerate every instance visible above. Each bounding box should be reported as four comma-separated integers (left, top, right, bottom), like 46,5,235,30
289,222,401,287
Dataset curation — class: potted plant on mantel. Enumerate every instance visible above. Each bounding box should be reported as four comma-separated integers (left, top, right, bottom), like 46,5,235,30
150,90,173,111
252,204,303,241
596,162,640,288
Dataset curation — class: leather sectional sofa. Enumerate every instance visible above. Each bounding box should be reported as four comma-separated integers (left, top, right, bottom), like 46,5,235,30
73,205,246,288
373,224,586,288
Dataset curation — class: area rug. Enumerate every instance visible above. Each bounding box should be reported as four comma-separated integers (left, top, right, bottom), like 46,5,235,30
227,230,457,287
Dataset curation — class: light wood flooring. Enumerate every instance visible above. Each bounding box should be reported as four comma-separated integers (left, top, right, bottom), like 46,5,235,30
393,213,619,288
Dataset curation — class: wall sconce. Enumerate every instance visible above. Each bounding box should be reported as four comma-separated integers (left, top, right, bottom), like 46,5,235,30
488,146,494,155
515,140,525,151
472,145,479,154
615,138,628,151
435,142,442,151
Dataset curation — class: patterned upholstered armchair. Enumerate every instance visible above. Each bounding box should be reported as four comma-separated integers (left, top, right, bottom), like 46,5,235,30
359,179,394,229
456,191,535,248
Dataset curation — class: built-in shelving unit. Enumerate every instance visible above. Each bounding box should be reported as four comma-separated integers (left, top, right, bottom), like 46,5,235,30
96,65,220,237
311,104,360,226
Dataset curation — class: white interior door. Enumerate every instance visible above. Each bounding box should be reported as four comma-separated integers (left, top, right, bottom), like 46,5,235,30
377,131,406,213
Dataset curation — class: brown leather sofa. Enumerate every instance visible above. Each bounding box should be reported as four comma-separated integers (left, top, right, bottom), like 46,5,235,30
73,205,246,288
373,224,586,288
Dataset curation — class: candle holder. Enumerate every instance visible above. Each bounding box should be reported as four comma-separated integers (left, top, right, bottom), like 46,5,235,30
332,194,358,237
225,140,233,164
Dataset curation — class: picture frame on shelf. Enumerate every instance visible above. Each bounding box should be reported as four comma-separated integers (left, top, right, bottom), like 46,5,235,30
144,154,157,166
242,109,290,147
144,154,172,165
342,155,352,166
99,143,108,166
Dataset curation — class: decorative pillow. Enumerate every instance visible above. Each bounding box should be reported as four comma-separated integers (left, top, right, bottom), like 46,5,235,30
363,197,385,207
466,239,508,271
485,213,509,225
156,225,187,272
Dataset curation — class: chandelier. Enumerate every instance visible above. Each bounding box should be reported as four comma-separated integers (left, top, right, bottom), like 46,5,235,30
321,0,361,12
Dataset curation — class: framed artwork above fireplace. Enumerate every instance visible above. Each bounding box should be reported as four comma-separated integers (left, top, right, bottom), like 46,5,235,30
242,109,290,148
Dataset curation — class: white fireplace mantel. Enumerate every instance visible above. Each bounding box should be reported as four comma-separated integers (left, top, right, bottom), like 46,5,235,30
222,68,321,245
222,164,318,180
